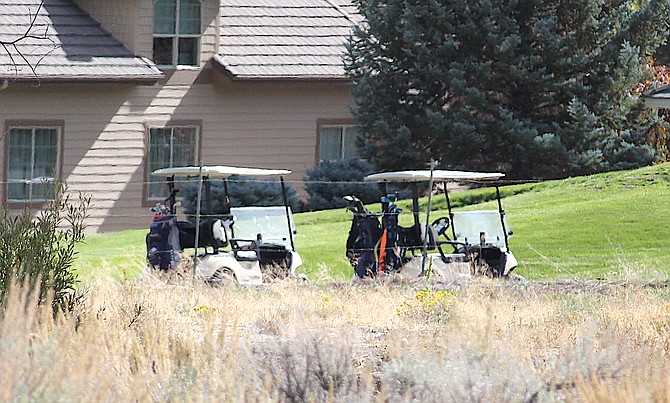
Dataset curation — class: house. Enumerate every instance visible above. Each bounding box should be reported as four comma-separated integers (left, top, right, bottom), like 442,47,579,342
643,84,670,109
0,0,362,233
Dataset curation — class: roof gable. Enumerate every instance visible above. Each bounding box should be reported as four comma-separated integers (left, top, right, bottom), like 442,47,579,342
0,0,162,82
216,0,361,80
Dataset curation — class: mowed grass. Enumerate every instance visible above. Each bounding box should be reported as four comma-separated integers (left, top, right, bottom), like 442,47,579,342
74,230,147,283
504,163,670,279
74,163,670,284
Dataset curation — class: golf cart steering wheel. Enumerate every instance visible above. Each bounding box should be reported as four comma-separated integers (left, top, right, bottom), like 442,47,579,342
431,216,450,236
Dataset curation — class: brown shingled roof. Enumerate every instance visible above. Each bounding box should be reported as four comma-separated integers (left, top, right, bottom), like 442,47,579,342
0,0,162,82
215,0,360,80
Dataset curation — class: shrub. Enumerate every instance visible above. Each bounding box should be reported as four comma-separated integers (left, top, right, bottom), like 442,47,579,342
305,159,380,211
260,334,371,402
0,182,90,313
181,176,300,218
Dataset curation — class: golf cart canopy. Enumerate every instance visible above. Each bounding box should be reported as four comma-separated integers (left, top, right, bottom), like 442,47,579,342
364,170,504,182
152,165,291,178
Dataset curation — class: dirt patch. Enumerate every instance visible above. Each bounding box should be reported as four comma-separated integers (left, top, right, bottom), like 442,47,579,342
324,273,670,298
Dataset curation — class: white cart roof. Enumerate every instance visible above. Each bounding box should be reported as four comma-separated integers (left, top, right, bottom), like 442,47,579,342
364,170,504,182
152,165,291,178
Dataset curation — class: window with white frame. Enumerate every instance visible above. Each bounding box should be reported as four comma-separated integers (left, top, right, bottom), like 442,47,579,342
7,126,60,202
153,0,201,66
147,126,199,199
319,125,360,161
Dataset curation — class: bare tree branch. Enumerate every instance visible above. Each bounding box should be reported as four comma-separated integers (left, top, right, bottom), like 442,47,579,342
0,1,57,84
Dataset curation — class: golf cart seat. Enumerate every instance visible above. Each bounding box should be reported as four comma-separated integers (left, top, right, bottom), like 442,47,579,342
400,223,440,256
177,216,232,253
226,237,293,274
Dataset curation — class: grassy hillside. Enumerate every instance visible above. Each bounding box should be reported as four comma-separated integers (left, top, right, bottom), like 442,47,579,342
74,163,670,283
496,163,670,279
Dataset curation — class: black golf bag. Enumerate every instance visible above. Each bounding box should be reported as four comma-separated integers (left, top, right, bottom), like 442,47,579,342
344,194,406,278
378,194,403,273
146,206,180,270
346,213,383,278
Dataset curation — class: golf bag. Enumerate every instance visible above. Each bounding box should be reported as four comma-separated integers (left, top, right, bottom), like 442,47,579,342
346,213,383,278
378,194,403,274
344,194,406,278
146,205,180,270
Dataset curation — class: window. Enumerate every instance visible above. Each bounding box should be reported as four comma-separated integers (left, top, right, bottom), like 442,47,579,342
147,126,199,199
153,0,201,66
319,125,360,161
7,126,60,202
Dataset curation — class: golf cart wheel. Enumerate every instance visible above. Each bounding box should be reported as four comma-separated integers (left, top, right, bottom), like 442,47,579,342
207,269,237,287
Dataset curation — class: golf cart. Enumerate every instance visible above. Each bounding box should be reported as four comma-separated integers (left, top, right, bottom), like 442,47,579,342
344,169,517,280
145,165,303,286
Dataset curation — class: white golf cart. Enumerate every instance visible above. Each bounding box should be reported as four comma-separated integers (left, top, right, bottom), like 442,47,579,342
344,169,517,280
145,165,303,286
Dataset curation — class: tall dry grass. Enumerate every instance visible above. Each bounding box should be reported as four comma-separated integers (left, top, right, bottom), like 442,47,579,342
2,272,670,402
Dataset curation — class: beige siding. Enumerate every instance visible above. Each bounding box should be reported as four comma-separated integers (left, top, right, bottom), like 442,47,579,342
201,0,220,64
0,70,354,233
74,0,146,56
75,0,219,63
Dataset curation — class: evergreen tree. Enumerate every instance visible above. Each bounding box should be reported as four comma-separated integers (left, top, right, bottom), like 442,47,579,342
345,0,670,178
304,158,380,210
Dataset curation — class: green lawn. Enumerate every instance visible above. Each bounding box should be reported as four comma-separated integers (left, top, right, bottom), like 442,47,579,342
74,163,670,284
505,164,670,279
73,229,147,283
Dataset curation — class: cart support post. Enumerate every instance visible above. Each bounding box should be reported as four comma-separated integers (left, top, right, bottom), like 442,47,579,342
420,162,436,277
281,177,296,251
222,178,231,214
193,165,204,278
411,183,421,230
204,178,212,217
496,186,510,250
165,176,177,213
445,182,456,240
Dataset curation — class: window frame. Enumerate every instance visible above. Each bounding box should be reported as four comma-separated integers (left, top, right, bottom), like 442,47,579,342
152,0,202,67
316,119,360,162
143,120,201,205
3,120,64,207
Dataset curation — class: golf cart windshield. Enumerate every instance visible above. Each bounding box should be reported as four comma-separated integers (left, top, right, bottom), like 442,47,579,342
231,206,296,247
452,210,511,248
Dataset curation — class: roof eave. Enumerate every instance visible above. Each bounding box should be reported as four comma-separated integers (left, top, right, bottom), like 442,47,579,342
0,74,165,84
229,74,349,82
211,56,348,82
642,83,670,98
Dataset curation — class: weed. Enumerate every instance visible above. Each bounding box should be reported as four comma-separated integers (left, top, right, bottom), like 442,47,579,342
397,289,456,323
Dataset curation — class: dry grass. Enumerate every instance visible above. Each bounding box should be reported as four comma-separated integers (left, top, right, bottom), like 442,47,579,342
3,273,670,402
